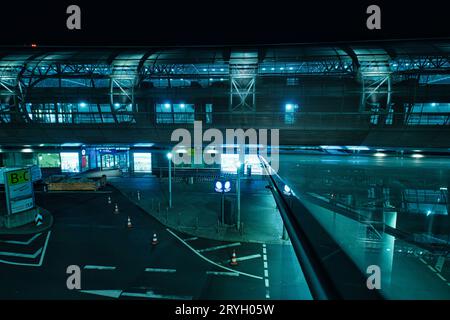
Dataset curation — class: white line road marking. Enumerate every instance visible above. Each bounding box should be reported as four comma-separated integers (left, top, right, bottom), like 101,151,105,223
436,273,446,282
419,258,427,264
0,231,51,267
0,233,42,245
0,247,42,258
84,265,117,270
234,254,261,262
145,268,176,273
167,228,263,280
183,237,198,242
121,291,192,300
206,271,239,277
262,244,270,299
197,242,241,253
79,290,122,298
427,265,437,272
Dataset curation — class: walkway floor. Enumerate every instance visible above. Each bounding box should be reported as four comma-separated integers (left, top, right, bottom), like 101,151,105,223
108,175,288,244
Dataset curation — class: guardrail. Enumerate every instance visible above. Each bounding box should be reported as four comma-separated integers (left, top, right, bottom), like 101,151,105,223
0,110,449,128
259,155,384,300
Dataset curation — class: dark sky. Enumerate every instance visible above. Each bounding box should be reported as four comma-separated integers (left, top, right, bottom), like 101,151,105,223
1,0,449,47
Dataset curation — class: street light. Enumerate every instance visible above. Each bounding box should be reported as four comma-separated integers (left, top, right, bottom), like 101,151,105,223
167,152,173,208
214,179,231,225
235,161,242,231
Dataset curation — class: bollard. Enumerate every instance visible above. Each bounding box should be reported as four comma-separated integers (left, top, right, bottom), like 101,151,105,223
137,190,141,201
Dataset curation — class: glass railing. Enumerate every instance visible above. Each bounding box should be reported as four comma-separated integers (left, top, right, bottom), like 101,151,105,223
260,154,450,299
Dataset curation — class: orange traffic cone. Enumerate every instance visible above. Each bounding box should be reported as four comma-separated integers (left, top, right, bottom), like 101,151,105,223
108,196,112,204
230,250,238,266
152,233,159,245
114,203,119,214
127,216,133,228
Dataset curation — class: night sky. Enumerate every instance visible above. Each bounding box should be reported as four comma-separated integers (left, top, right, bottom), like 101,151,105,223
0,0,449,47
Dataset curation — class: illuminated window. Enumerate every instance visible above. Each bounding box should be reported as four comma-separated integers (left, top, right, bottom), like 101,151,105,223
60,152,80,173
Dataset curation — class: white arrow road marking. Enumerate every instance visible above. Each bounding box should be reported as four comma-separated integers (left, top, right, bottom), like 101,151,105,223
0,231,51,267
84,265,117,270
206,271,239,277
0,233,42,245
167,228,263,280
197,242,241,253
144,268,176,273
79,290,123,298
121,291,192,300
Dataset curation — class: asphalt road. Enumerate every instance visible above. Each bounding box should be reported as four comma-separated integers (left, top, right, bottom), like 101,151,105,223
0,186,311,300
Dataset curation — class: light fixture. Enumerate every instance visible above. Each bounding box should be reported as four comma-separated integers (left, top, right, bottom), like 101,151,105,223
374,152,387,157
411,154,424,159
215,181,223,192
79,102,87,107
114,103,120,108
164,103,171,108
180,103,185,108
285,104,293,111
166,152,173,160
283,184,292,195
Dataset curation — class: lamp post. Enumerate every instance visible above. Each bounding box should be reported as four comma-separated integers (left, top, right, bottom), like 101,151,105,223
281,184,292,240
236,162,241,231
167,152,173,208
215,180,231,225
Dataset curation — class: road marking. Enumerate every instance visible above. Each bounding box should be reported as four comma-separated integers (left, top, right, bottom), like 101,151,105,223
419,258,427,264
121,291,192,300
0,247,42,258
0,231,51,267
197,242,241,253
0,233,42,245
183,237,198,242
427,265,437,272
79,290,122,298
262,244,270,299
206,271,239,277
223,254,261,264
84,265,117,270
436,273,446,282
145,268,176,273
167,228,263,280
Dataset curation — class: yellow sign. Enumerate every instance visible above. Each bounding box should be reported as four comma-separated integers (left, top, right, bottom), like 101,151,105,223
6,169,30,185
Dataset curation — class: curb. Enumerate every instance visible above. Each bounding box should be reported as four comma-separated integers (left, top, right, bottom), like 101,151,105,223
0,208,53,235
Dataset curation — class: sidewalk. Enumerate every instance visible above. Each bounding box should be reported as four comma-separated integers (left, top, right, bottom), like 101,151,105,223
108,175,288,244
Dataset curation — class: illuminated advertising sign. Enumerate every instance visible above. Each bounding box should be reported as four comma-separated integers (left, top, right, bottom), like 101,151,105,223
3,168,35,215
60,152,80,173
